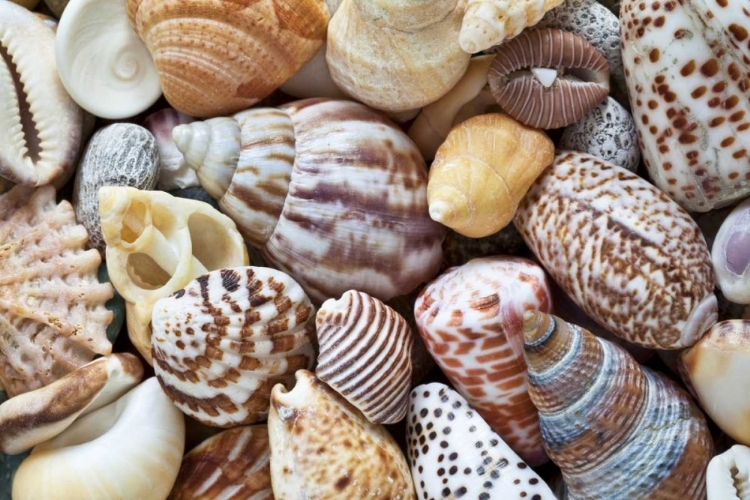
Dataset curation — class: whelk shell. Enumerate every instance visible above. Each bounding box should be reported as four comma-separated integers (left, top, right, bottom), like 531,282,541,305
707,445,750,500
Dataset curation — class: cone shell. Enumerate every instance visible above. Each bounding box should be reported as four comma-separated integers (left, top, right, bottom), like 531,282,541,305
707,445,750,500
514,151,717,349
268,370,415,499
712,198,750,304
414,256,552,466
523,311,714,499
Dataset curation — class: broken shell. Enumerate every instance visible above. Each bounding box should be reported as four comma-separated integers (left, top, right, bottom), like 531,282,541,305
0,185,113,397
169,425,273,500
428,113,555,238
316,290,413,424
712,198,750,304
152,267,316,428
0,353,143,455
407,383,556,500
488,28,610,130
268,370,415,499
12,377,185,500
707,445,750,500
0,2,83,187
143,108,199,191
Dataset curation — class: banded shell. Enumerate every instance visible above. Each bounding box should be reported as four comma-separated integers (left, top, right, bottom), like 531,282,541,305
514,151,717,349
0,185,113,397
143,108,199,191
712,198,750,304
151,267,316,428
488,28,610,130
707,445,750,500
316,290,413,424
414,256,552,466
523,311,714,499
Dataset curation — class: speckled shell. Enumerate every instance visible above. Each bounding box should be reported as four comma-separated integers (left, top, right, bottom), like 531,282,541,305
152,267,316,428
514,151,717,349
143,108,199,191
414,256,553,466
268,370,415,499
707,445,750,500
169,425,273,500
523,311,714,499
407,383,555,500
73,123,160,253
316,290,413,424
621,0,750,212
712,198,750,304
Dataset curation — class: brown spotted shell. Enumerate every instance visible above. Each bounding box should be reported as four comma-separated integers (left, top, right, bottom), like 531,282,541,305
488,28,610,129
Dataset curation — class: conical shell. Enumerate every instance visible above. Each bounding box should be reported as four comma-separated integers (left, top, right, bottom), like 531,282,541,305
0,185,113,397
414,256,552,466
152,267,316,428
316,290,413,424
523,311,714,499
712,198,750,304
707,445,750,500
268,370,415,499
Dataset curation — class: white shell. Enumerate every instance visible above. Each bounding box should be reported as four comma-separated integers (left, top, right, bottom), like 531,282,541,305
707,445,750,500
712,198,750,304
143,108,199,191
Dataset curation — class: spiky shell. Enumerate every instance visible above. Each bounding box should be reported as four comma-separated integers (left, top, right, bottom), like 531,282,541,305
707,445,750,500
711,198,750,304
523,311,714,499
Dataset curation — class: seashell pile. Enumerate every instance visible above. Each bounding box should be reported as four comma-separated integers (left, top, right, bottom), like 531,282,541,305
4,0,750,497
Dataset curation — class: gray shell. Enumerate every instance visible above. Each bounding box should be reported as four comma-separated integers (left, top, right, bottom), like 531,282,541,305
73,123,159,253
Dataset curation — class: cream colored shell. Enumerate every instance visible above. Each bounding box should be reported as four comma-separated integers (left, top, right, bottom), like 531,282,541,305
707,445,750,500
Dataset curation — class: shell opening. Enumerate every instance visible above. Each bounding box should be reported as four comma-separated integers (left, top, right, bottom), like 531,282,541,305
126,253,172,290
187,212,242,271
0,41,41,164
120,199,148,244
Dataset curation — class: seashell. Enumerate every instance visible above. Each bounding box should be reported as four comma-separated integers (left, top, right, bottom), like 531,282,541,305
407,383,556,500
523,311,714,499
415,256,553,466
712,198,750,304
316,290,413,424
169,425,273,500
621,0,750,212
127,0,329,118
56,0,161,119
268,369,415,499
12,377,185,500
441,224,527,269
0,2,83,187
707,445,750,500
514,151,717,349
384,291,436,386
143,108,199,191
459,0,564,53
488,28,610,130
99,186,248,363
0,353,142,455
326,0,470,113
174,98,444,304
152,267,316,428
428,113,555,238
680,320,750,446
73,123,160,254
0,185,113,397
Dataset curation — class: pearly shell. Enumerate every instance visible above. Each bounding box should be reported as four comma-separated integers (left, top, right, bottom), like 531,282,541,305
143,108,199,191
712,198,750,304
514,151,717,349
0,185,113,397
268,370,415,499
415,257,552,466
152,267,316,428
127,0,329,118
316,290,413,424
707,445,750,500
523,311,714,499
407,383,556,500
73,123,160,253
621,0,750,211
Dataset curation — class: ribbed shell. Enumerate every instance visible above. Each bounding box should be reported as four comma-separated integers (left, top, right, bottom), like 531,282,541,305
0,186,113,397
707,445,750,500
712,198,750,304
523,311,714,499
316,290,413,424
151,267,316,428
414,256,552,466
488,28,610,130
514,151,717,349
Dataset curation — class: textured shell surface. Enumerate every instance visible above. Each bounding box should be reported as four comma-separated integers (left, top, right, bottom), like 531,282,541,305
414,256,552,466
407,383,555,500
523,311,714,499
621,0,750,211
316,290,413,424
152,267,316,428
0,185,113,397
143,108,199,191
268,370,415,500
514,151,717,349
712,198,750,304
169,425,273,500
73,123,160,253
0,1,83,187
707,445,750,500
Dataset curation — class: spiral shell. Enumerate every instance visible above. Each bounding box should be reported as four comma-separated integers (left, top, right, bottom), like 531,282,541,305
143,108,199,191
712,198,750,304
707,445,750,500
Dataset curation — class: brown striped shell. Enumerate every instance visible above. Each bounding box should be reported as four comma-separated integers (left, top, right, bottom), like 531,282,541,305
151,267,316,428
488,28,610,130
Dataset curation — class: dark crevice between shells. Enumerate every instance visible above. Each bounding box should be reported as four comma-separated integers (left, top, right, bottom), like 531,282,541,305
0,41,42,163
